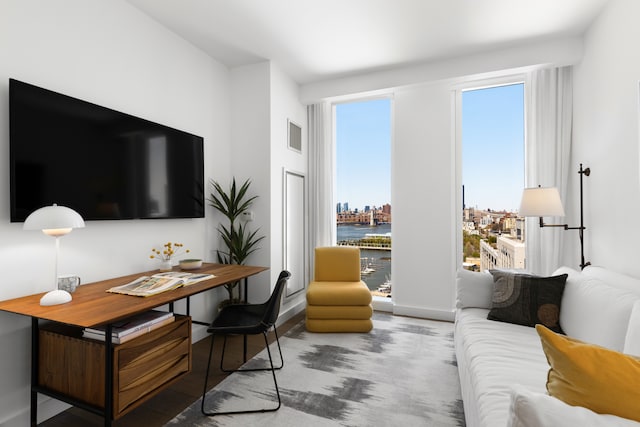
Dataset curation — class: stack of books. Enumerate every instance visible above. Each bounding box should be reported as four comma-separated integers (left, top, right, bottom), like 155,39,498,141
82,310,175,344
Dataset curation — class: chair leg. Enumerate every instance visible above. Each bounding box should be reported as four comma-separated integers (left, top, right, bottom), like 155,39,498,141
200,334,216,415
220,326,284,373
201,331,281,416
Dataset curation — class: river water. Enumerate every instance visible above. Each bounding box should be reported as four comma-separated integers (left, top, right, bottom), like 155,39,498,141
337,223,391,291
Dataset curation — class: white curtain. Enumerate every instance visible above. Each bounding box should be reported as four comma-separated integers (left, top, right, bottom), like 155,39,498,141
525,66,573,275
307,102,335,256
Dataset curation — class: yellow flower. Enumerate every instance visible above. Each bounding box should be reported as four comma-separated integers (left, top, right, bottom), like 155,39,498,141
150,242,189,262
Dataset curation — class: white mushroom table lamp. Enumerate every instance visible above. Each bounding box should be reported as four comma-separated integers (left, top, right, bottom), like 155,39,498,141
23,204,85,306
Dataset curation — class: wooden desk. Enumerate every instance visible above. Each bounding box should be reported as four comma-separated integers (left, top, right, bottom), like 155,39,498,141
0,263,268,427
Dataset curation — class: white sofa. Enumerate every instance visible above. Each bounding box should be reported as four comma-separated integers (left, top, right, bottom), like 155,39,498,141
455,265,640,427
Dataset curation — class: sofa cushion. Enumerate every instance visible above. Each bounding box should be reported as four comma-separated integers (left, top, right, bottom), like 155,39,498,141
507,386,640,427
306,281,372,305
456,268,494,309
455,308,549,427
314,246,361,282
555,266,640,351
536,325,640,422
582,266,640,296
305,304,373,320
487,271,567,333
624,300,640,356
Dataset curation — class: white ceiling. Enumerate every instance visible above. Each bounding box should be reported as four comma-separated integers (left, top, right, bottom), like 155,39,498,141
126,0,610,85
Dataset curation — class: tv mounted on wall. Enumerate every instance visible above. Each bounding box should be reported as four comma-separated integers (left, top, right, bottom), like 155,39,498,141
9,78,205,222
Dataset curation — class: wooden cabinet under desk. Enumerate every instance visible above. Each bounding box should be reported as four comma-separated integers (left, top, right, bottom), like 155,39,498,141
38,315,192,419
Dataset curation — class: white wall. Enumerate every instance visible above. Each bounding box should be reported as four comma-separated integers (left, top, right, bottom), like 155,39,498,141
0,1,230,424
269,63,308,315
392,84,457,319
229,62,272,303
229,61,308,316
570,0,640,276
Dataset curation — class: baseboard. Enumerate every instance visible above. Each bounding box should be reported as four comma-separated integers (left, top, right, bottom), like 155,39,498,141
191,323,209,343
372,296,393,312
2,394,72,426
392,304,455,322
277,298,306,326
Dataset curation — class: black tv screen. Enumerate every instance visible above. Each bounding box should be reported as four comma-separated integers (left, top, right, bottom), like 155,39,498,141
9,78,205,222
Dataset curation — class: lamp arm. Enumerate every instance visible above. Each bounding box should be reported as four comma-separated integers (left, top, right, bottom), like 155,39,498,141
537,218,569,229
536,163,591,269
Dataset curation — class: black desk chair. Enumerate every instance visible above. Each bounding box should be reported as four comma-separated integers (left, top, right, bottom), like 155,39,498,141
201,270,291,416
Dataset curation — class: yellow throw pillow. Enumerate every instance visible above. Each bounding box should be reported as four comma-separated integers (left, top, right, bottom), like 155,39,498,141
536,324,640,422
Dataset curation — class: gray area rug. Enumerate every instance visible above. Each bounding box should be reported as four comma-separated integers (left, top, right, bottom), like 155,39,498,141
166,312,465,426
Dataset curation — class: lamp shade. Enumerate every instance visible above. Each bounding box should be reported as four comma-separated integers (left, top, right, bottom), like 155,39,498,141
23,204,85,236
519,187,565,217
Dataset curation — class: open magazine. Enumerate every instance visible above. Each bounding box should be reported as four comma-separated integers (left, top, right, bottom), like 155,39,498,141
107,271,215,297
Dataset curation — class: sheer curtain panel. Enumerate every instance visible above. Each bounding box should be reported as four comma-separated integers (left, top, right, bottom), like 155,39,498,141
307,103,334,266
525,66,573,275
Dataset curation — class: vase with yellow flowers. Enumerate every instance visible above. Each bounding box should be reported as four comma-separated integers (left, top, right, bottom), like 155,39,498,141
150,242,190,271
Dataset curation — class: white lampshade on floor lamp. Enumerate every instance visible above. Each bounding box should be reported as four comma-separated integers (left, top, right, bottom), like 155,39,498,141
23,204,85,306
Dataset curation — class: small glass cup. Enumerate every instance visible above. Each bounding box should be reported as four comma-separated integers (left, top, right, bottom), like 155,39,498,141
58,275,81,293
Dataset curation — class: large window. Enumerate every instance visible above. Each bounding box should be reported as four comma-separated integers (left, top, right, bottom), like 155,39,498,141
335,98,392,297
461,83,525,271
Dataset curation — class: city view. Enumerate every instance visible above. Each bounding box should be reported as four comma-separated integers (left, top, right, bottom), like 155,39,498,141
462,83,525,272
335,83,524,295
462,206,525,272
336,203,392,297
336,98,392,298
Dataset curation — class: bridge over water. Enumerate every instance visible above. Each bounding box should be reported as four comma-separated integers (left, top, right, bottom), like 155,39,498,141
337,241,391,251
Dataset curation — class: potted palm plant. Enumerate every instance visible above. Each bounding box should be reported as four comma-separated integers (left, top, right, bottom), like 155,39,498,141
208,177,265,306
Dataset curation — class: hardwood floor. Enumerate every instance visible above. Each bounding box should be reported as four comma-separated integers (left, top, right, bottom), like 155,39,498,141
39,312,305,427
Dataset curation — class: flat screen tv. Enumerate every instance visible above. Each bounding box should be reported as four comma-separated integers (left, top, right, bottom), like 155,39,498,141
9,78,205,222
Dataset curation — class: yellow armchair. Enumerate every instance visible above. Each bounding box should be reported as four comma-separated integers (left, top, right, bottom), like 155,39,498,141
305,246,373,332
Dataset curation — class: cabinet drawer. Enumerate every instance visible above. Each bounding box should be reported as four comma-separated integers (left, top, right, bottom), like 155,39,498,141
39,315,192,419
115,318,191,415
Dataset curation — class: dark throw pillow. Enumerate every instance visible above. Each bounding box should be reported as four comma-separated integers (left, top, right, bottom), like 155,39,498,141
487,270,568,333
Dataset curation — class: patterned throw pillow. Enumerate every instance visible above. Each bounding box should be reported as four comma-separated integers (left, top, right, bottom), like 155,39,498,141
487,271,568,332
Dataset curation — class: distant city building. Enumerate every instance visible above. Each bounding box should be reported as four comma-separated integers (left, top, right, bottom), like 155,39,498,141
364,205,370,212
463,207,475,222
463,221,477,234
497,236,525,269
502,215,517,232
336,204,392,225
336,203,342,213
480,240,498,271
343,202,349,212
480,215,493,228
479,231,525,271
515,217,525,240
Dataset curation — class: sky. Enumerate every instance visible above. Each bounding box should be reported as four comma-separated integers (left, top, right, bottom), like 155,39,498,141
335,84,524,213
336,99,391,211
462,83,524,212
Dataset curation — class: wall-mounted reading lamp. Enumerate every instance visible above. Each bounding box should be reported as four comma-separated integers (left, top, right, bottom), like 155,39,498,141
519,164,591,269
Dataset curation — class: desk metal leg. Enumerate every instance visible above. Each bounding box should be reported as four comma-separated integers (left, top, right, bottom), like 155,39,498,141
243,277,248,362
31,318,38,427
104,324,113,427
